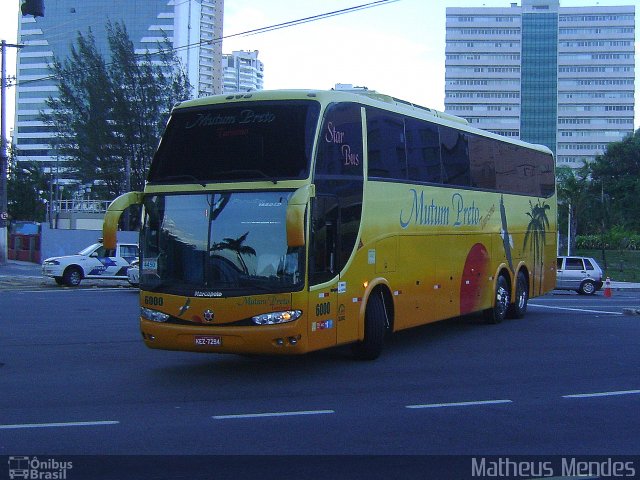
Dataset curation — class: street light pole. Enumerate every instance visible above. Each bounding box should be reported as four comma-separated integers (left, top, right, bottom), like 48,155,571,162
567,201,571,256
1,40,9,265
0,40,24,265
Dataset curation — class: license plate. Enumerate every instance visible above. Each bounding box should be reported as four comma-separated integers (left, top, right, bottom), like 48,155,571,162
194,335,222,346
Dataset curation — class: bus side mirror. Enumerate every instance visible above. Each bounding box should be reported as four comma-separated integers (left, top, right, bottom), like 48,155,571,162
103,191,144,249
286,185,315,247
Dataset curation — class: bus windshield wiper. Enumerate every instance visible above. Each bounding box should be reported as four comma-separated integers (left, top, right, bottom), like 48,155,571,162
156,175,206,187
215,169,278,184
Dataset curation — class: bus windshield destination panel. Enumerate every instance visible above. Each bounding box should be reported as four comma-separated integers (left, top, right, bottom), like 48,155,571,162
103,89,557,360
149,101,320,184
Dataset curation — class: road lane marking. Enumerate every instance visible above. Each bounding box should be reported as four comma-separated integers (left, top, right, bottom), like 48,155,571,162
563,389,640,399
406,399,512,409
0,420,119,430
213,409,334,420
528,303,623,315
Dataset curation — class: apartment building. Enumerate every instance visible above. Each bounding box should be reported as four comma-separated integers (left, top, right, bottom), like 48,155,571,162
222,50,264,93
445,0,635,167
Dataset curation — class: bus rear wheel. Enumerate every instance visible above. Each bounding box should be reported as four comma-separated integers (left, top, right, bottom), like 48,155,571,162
485,274,510,324
352,291,388,360
507,271,528,319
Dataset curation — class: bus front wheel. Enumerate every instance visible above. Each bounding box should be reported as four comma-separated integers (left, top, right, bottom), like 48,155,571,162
352,291,388,361
485,274,510,324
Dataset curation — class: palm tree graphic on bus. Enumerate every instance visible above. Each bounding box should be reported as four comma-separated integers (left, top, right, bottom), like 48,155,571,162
211,232,257,274
524,199,551,296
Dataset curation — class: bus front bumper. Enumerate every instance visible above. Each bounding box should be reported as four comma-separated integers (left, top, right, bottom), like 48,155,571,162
140,318,307,355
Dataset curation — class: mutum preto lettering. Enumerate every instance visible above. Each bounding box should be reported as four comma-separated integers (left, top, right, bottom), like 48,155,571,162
400,189,450,229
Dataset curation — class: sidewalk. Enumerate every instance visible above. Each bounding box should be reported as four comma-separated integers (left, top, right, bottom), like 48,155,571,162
0,259,42,277
608,280,640,292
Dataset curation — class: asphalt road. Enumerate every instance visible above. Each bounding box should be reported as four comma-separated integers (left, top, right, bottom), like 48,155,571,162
1,287,639,477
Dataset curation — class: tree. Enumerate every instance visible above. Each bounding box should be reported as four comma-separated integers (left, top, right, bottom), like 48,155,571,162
41,22,191,202
6,146,48,222
106,22,191,195
555,165,591,253
587,129,640,232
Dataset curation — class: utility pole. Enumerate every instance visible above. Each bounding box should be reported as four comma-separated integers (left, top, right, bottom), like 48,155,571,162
0,40,23,266
1,2,46,263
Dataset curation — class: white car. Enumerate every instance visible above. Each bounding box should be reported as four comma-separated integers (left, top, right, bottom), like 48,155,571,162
42,242,139,287
127,258,140,287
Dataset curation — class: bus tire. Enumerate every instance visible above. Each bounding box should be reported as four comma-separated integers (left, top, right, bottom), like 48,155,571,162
352,291,387,361
507,270,528,319
63,266,83,287
485,274,510,324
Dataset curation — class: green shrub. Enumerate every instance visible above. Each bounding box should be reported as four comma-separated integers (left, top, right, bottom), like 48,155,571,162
575,228,640,250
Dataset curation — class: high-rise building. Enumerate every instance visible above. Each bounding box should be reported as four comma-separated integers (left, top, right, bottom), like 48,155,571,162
174,0,224,97
14,0,224,169
222,50,264,93
445,0,635,168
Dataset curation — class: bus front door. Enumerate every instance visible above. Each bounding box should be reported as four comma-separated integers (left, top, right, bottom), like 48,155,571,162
308,195,339,350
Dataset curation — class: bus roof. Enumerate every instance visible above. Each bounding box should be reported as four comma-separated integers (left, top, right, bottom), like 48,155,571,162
174,89,553,156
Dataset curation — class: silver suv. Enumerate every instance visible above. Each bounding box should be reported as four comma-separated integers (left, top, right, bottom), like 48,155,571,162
556,256,604,295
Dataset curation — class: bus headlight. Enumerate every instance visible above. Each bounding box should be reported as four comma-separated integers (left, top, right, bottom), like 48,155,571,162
141,307,170,323
252,310,302,325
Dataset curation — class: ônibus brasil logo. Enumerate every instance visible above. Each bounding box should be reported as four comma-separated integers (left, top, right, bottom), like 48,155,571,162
8,456,73,479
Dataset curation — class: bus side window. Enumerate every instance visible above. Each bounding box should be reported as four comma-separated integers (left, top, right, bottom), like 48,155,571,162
440,126,470,187
366,108,407,180
406,118,442,184
469,134,497,190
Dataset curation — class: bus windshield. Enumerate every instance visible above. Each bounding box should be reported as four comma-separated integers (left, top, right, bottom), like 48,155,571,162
140,191,304,296
148,100,320,183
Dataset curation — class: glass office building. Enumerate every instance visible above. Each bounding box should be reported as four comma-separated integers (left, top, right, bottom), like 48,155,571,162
445,0,635,168
14,0,224,170
520,10,558,150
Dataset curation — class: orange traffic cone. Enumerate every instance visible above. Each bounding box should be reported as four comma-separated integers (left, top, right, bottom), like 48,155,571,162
604,277,612,298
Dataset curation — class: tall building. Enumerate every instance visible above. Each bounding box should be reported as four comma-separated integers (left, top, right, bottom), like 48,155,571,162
222,50,264,93
174,0,224,97
445,0,635,168
14,0,224,169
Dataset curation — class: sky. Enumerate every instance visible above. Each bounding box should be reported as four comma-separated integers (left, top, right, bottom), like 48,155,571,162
1,0,639,140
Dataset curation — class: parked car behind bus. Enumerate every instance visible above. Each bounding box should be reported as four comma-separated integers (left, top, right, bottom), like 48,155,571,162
127,258,140,287
556,256,604,295
42,241,138,287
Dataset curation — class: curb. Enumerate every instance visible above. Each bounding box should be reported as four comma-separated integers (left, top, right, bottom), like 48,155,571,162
0,276,135,290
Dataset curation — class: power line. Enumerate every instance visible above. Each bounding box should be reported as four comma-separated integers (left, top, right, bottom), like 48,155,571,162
13,0,399,89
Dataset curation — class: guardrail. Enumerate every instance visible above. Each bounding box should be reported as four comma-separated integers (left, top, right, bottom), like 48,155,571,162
54,200,112,213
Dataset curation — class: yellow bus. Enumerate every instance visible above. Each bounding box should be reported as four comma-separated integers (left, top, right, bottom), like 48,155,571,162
104,88,556,360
